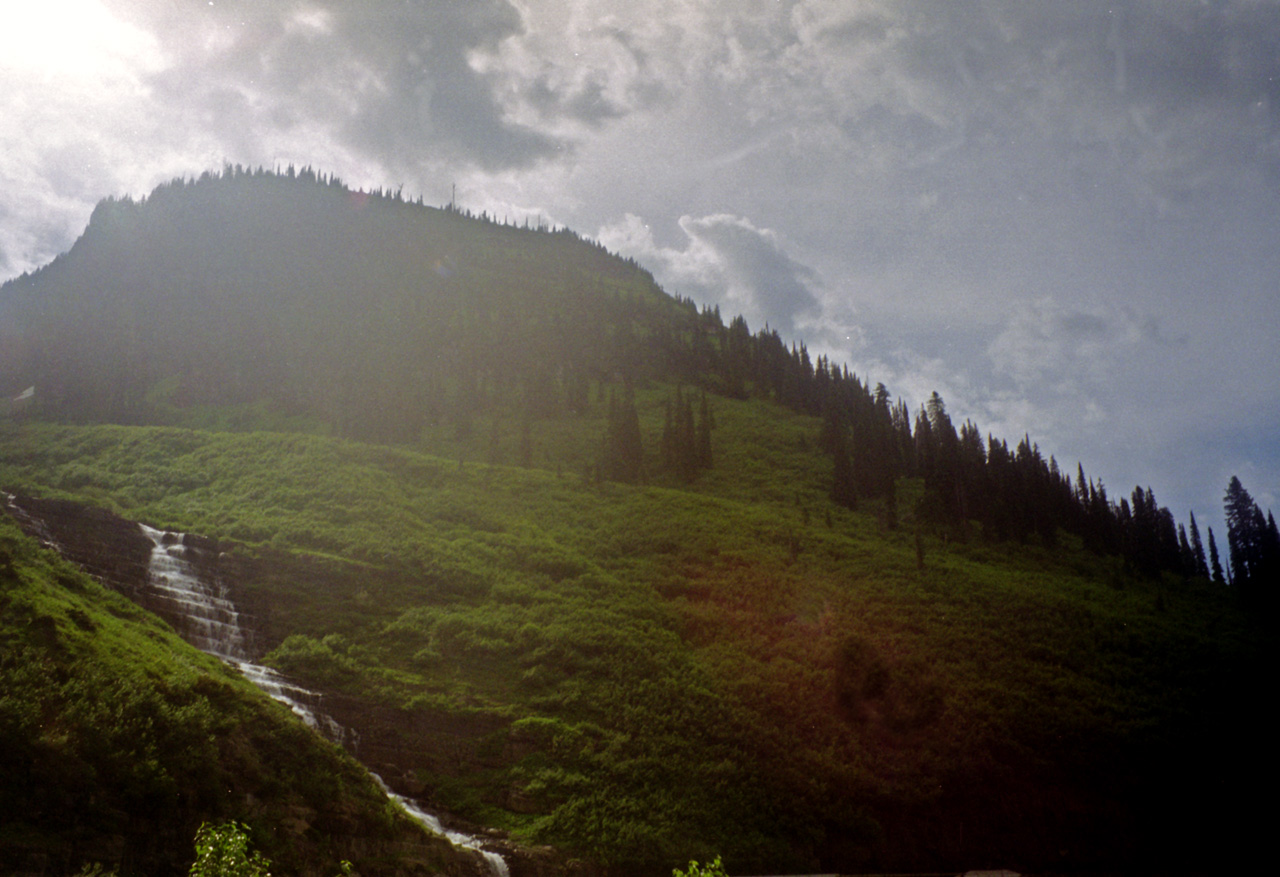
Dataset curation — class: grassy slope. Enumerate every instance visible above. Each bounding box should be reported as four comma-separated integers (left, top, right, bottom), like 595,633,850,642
0,488,481,876
1,386,1266,874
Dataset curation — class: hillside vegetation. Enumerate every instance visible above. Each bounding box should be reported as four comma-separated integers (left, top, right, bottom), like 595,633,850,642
0,169,1271,874
0,416,1265,873
0,501,471,876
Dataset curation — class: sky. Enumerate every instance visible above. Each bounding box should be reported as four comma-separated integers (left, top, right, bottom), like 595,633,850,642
2,0,1278,531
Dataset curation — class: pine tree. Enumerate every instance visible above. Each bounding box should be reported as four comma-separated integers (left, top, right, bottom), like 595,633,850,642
1208,526,1225,583
1224,476,1261,592
1130,486,1161,577
601,386,644,483
1262,511,1280,598
676,390,697,481
1157,506,1181,573
1189,511,1208,578
1178,523,1194,576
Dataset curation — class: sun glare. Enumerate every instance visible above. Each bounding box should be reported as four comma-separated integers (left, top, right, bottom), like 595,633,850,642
0,0,159,79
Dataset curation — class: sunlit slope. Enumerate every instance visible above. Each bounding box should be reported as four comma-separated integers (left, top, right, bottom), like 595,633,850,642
0,500,471,876
0,417,1264,874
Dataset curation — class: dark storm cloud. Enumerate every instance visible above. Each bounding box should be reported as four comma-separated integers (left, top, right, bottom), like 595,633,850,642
135,0,560,171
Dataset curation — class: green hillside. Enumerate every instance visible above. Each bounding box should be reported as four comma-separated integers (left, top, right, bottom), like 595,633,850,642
0,169,1272,874
0,498,474,876
0,415,1265,874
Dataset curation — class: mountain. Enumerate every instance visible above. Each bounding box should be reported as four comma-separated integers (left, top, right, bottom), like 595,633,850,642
0,169,1271,875
0,166,678,443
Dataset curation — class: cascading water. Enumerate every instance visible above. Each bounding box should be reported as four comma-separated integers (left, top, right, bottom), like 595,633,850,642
374,777,511,877
139,524,508,877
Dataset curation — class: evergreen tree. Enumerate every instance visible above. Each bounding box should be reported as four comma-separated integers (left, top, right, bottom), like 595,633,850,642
1261,511,1280,599
1129,487,1162,577
1208,526,1225,584
675,389,697,481
1189,511,1208,578
1178,523,1194,575
1224,476,1261,592
658,386,713,482
1157,505,1182,574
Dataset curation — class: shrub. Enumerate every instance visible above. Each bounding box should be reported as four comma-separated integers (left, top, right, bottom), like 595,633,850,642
189,822,272,877
673,855,727,877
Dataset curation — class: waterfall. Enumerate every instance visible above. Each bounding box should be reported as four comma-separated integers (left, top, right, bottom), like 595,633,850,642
373,776,510,877
139,524,508,877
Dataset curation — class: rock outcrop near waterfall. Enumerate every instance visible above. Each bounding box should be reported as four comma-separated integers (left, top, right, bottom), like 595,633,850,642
3,494,566,877
0,499,490,877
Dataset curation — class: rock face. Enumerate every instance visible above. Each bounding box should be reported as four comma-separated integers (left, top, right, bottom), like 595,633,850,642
5,493,153,592
4,494,262,656
2,495,575,877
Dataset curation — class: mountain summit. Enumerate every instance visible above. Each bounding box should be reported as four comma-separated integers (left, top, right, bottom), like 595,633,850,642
0,167,679,441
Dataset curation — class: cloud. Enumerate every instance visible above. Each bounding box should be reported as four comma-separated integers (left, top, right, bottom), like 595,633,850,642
478,14,675,131
682,214,822,335
986,296,1172,390
138,0,561,172
599,211,820,336
0,0,576,276
0,3,172,275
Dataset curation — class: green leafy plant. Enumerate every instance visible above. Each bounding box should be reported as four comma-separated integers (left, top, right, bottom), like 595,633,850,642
673,855,727,877
189,822,272,877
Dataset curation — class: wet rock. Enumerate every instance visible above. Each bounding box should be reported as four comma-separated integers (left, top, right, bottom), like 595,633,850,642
4,494,153,593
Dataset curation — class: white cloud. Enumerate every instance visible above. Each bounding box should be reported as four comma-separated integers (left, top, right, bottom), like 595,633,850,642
599,211,820,335
0,0,167,275
986,296,1165,391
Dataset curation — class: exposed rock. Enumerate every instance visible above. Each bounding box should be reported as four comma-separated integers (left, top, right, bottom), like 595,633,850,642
4,494,270,656
4,493,152,592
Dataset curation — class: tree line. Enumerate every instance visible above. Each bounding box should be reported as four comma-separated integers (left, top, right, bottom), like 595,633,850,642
632,303,1274,601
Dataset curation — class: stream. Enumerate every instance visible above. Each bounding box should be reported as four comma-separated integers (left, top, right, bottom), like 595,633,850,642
139,524,510,877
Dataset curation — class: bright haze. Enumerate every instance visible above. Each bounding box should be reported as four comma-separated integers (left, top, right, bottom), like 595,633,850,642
2,0,1277,529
